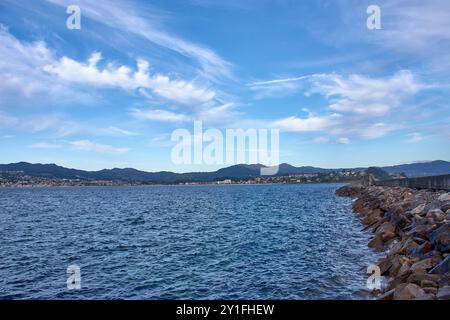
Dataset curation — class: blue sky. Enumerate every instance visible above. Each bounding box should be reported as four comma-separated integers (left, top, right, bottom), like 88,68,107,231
0,0,449,172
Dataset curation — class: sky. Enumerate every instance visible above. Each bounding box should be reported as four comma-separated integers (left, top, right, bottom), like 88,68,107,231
0,0,449,172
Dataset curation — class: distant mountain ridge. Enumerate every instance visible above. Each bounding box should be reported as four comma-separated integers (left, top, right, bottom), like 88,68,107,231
0,160,449,183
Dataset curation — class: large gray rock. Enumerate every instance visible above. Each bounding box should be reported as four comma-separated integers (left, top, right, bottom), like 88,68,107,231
430,255,450,274
393,283,426,300
410,258,440,274
438,193,450,202
428,223,450,253
437,286,450,300
411,203,426,215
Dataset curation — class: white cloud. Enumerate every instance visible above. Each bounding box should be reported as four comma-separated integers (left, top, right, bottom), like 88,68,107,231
376,0,450,52
337,137,350,145
70,140,130,154
130,108,192,123
44,53,216,106
357,123,396,139
272,114,340,132
249,71,424,117
259,70,429,140
105,126,138,137
0,26,94,105
45,0,233,81
405,132,425,143
309,71,422,116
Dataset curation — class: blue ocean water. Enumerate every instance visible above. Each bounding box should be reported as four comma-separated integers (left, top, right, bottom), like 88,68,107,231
0,183,380,299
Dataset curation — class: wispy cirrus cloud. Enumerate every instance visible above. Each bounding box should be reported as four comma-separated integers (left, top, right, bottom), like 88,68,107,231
70,140,130,154
45,0,233,81
130,108,192,123
250,70,424,116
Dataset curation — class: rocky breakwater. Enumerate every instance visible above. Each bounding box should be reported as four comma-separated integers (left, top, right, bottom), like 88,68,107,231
336,183,450,300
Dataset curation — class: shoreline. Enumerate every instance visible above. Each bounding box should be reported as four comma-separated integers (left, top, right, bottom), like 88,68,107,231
337,183,450,300
0,181,349,189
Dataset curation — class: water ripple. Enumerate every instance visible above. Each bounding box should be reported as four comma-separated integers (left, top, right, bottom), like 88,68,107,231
0,184,381,299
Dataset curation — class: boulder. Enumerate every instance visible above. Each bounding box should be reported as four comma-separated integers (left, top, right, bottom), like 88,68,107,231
406,273,441,284
441,203,450,213
410,241,432,258
430,255,450,274
407,224,433,239
377,289,395,300
436,286,450,300
423,287,438,295
369,233,385,251
410,258,440,274
438,193,450,202
420,280,438,288
438,273,450,287
428,223,450,253
378,257,393,275
399,238,419,255
413,293,436,300
426,209,445,221
377,222,396,235
382,231,397,242
411,203,426,215
393,283,426,300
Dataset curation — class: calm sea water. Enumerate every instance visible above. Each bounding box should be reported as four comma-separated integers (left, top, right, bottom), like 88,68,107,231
0,183,380,300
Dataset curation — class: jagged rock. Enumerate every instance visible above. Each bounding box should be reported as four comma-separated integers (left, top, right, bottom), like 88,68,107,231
377,221,396,234
369,233,384,251
420,280,438,288
410,241,432,258
438,273,450,287
407,224,433,239
411,203,426,215
377,289,395,300
410,258,440,274
436,286,450,300
397,262,411,278
426,209,445,221
382,231,397,242
438,193,450,202
428,223,450,253
378,257,393,275
393,283,426,300
407,273,441,284
399,238,419,255
337,184,450,299
413,293,436,300
430,255,450,274
441,203,450,213
423,287,438,295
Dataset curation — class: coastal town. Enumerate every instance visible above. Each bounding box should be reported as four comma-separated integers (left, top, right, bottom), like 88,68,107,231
0,169,372,187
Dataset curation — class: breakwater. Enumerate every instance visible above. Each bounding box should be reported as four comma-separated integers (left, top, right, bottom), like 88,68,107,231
337,183,450,300
374,174,450,191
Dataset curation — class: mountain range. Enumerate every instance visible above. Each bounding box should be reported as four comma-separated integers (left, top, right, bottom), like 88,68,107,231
1,160,449,184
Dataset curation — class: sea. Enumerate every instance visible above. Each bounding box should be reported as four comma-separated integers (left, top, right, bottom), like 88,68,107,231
0,183,381,299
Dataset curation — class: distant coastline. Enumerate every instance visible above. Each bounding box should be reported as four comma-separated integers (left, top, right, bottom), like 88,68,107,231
0,160,449,187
